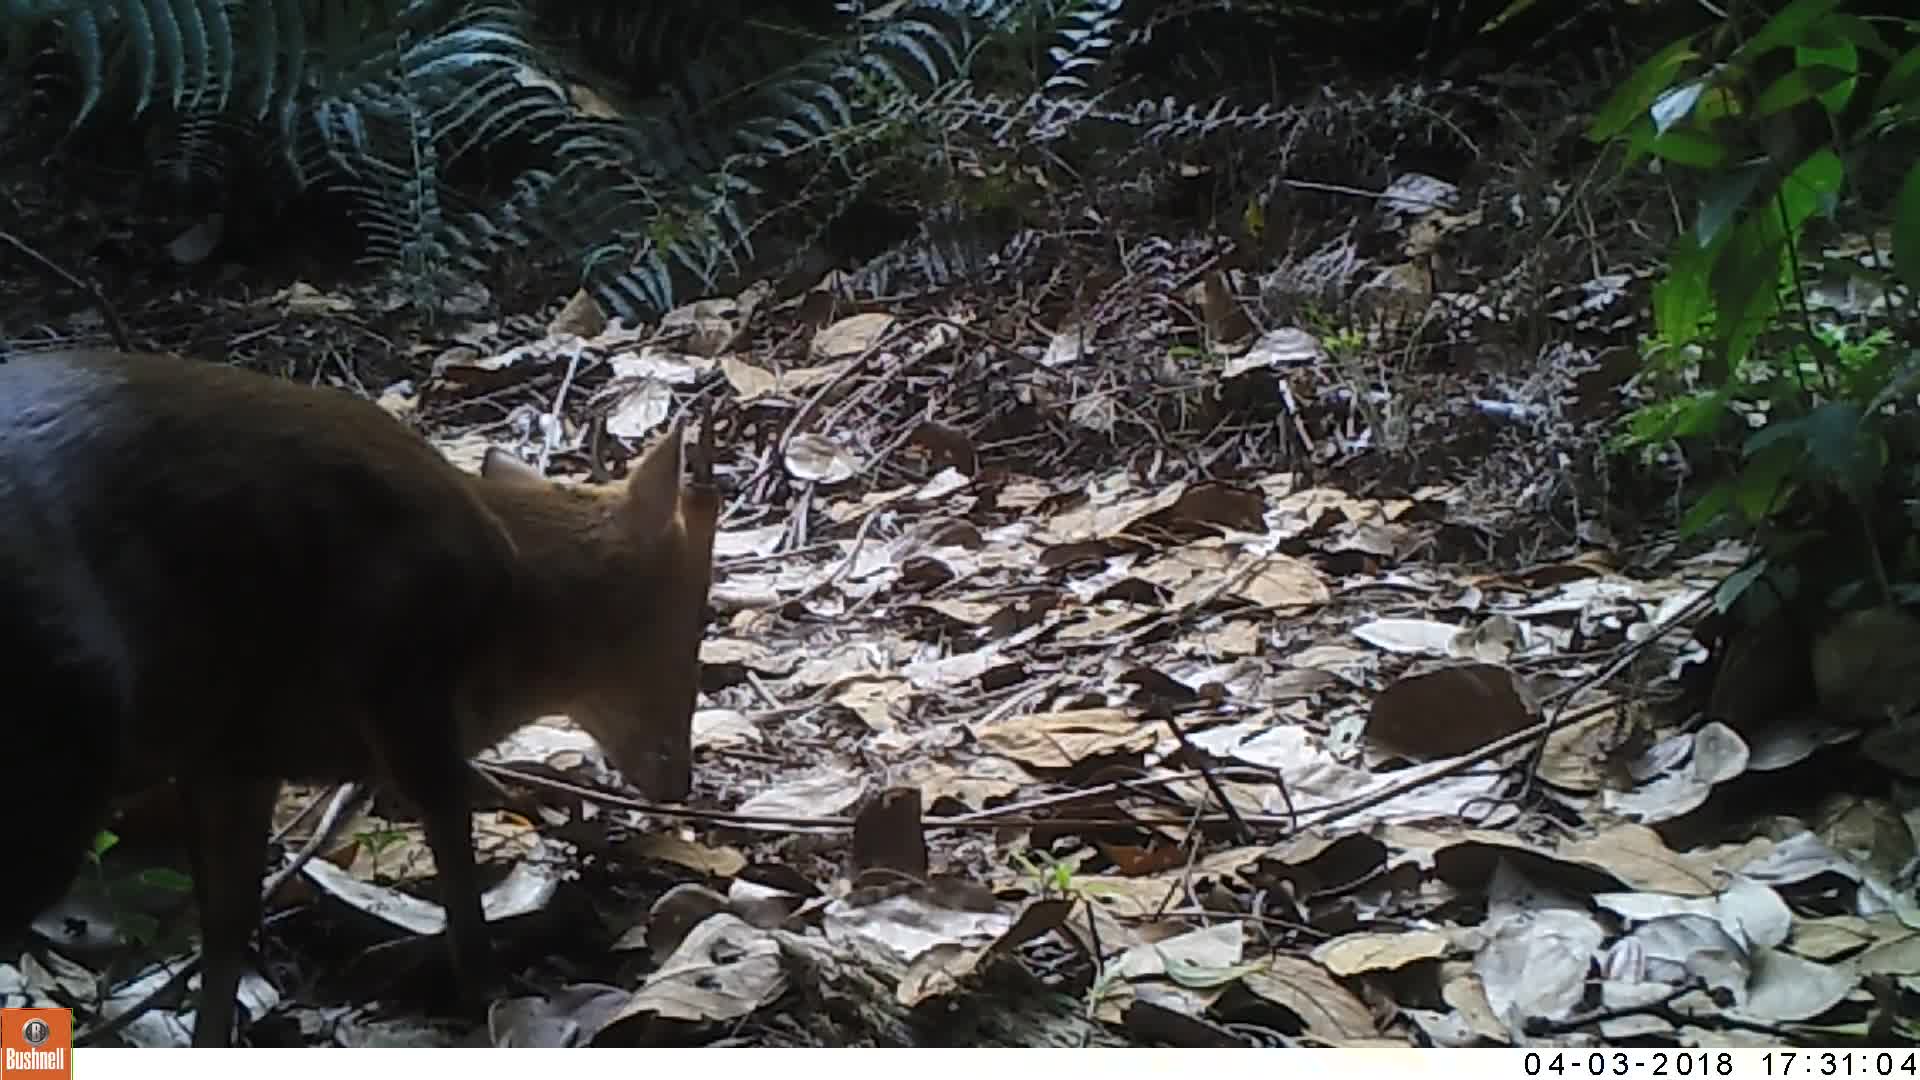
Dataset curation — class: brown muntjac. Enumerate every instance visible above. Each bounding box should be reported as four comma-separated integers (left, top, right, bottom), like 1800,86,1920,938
0,347,719,1046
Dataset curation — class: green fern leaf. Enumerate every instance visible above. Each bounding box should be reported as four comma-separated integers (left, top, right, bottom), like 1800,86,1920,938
248,0,275,116
149,0,185,108
63,4,105,124
202,0,231,110
273,0,304,131
120,0,158,114
168,0,210,108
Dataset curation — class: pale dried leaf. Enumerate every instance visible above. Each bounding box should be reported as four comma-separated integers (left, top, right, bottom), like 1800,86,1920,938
612,915,784,1023
607,346,708,383
812,312,896,360
604,379,673,438
1314,930,1449,975
1603,723,1750,823
1736,946,1856,1022
1043,323,1089,368
974,708,1155,769
784,433,859,484
626,833,748,878
1223,327,1324,379
1474,907,1606,1033
822,892,1013,965
734,766,869,821
1353,618,1461,656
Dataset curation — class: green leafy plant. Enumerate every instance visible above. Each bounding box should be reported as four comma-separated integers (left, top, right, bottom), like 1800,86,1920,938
78,828,192,949
87,828,120,865
352,824,410,881
1299,304,1366,359
1321,325,1368,362
1008,847,1078,896
1593,0,1920,615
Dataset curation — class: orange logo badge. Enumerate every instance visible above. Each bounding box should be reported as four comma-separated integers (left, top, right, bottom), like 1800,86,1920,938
0,1009,71,1080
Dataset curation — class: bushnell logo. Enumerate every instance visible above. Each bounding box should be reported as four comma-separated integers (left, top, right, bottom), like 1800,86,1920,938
20,1017,49,1047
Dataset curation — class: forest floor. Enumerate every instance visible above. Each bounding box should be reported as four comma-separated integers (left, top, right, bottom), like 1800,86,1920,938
1,77,1913,1049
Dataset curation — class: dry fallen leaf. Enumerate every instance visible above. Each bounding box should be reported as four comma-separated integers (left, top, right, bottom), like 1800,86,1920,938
784,433,860,484
1474,906,1606,1036
1367,663,1538,759
1314,930,1450,976
735,766,869,821
1224,327,1324,379
604,378,673,438
973,708,1156,769
608,914,785,1025
812,312,896,360
1240,955,1376,1043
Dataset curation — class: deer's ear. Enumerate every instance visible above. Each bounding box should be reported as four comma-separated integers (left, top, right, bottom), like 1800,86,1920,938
480,447,546,488
622,420,686,533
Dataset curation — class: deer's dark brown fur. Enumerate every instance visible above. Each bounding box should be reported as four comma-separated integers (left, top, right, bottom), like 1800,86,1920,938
0,348,718,1046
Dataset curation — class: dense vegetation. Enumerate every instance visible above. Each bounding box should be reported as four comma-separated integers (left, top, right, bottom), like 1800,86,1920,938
4,0,1918,673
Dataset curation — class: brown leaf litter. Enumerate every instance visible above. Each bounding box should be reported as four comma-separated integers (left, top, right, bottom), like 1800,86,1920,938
8,198,1919,1049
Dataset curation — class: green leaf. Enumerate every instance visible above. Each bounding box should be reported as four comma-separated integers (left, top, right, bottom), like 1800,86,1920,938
205,0,234,111
90,829,120,860
1745,410,1813,456
121,0,156,115
1828,578,1870,610
1728,439,1801,522
1620,388,1723,448
1748,401,1882,503
1739,0,1843,62
1816,14,1892,59
1663,228,1720,330
1591,36,1699,141
150,0,185,109
1633,126,1729,168
1778,326,1845,397
1753,62,1855,117
1778,147,1846,227
1866,346,1920,414
1680,483,1733,537
137,867,195,893
172,0,213,110
1706,149,1845,376
1697,164,1766,247
1736,562,1798,619
1714,559,1769,612
1669,389,1732,440
251,0,280,117
1894,161,1920,294
1710,221,1786,380
1796,42,1858,113
1872,44,1920,112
